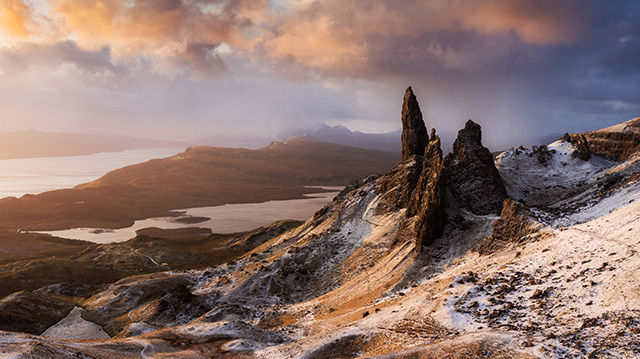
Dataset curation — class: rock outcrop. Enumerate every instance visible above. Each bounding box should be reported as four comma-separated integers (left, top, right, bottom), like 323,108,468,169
410,130,447,246
445,120,507,215
375,157,422,214
378,88,447,246
0,291,74,335
563,133,592,161
477,199,538,255
401,87,429,161
579,117,640,161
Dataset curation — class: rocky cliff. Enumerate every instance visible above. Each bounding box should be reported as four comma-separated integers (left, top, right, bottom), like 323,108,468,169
2,90,640,359
379,89,506,246
579,117,640,161
445,120,508,215
401,87,429,161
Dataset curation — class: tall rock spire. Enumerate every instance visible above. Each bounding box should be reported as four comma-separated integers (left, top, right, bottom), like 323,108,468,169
401,87,429,161
444,120,507,215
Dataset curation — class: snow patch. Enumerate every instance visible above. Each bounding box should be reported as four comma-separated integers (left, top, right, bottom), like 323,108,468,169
42,307,110,340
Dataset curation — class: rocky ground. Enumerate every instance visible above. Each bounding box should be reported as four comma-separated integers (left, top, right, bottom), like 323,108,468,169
0,93,639,358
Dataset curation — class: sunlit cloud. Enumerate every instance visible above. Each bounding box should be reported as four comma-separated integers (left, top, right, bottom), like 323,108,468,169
1,0,590,78
0,0,637,149
0,0,37,37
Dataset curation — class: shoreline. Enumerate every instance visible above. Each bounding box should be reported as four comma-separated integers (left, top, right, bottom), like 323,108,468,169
33,187,343,244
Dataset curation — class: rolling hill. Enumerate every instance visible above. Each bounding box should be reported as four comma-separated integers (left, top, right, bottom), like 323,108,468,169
0,136,399,231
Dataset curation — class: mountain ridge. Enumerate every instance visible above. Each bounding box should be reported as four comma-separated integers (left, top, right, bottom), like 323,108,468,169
0,91,639,357
0,130,186,160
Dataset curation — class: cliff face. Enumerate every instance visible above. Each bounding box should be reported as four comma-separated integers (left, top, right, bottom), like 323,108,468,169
410,130,447,246
379,89,508,247
445,120,507,215
400,87,429,161
579,117,640,161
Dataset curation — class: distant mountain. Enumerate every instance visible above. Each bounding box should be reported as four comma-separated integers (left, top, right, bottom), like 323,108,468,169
277,123,401,153
0,137,399,231
4,94,640,357
0,130,185,160
190,133,270,149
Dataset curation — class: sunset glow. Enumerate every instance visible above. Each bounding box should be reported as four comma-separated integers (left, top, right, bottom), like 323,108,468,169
0,0,638,148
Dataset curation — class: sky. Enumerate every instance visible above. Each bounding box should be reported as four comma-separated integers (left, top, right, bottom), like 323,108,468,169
0,0,639,149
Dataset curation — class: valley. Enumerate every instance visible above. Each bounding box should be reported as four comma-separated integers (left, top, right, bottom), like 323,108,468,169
1,89,639,358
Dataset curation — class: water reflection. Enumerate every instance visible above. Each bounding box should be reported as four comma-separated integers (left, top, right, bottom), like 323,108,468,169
38,188,342,243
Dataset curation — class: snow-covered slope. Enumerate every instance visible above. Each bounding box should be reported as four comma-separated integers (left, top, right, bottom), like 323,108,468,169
2,116,640,358
496,139,615,207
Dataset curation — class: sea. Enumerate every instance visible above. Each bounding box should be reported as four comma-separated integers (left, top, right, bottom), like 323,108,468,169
0,148,341,243
0,147,186,199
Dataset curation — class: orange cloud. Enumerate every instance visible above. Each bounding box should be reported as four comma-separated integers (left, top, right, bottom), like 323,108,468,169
47,0,267,59
465,0,586,45
0,0,36,37
251,0,589,77
0,0,590,78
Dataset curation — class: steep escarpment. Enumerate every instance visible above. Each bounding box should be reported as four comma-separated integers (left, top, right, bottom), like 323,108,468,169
579,117,640,161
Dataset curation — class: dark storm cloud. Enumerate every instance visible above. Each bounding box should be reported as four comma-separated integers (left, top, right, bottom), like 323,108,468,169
0,0,638,148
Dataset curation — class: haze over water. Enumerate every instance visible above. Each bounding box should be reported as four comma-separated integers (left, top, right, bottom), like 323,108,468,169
0,147,185,199
0,148,343,243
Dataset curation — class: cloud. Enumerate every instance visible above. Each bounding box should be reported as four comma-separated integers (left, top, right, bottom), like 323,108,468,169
0,0,37,36
463,0,586,45
37,0,270,77
252,0,589,78
0,0,638,150
1,0,592,79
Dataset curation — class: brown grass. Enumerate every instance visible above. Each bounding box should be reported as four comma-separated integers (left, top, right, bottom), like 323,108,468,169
0,140,398,231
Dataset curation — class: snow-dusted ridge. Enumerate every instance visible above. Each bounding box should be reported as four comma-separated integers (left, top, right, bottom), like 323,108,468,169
2,119,640,358
496,139,615,208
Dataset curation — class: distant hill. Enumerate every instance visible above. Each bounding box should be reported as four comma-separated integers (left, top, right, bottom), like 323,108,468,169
0,137,399,231
192,124,402,152
277,123,401,153
0,130,185,160
190,133,270,149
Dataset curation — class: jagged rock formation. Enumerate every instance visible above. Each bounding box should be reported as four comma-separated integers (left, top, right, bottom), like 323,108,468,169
374,157,422,214
378,89,447,246
410,130,447,246
477,199,539,255
401,87,429,161
0,291,74,335
563,133,592,161
579,117,640,161
445,120,507,215
4,90,640,358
